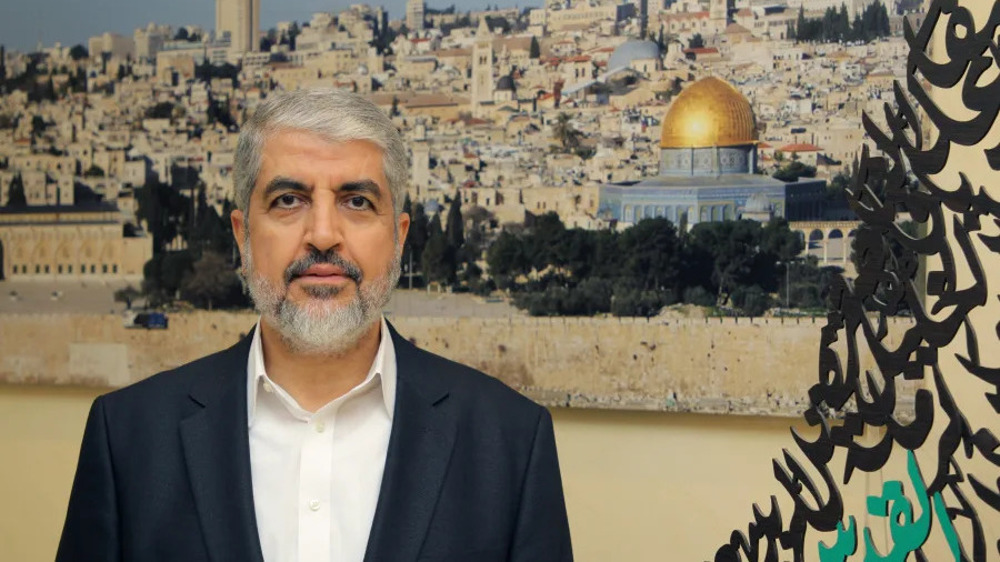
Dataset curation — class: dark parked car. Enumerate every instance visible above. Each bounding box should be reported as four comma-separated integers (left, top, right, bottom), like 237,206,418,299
132,312,168,329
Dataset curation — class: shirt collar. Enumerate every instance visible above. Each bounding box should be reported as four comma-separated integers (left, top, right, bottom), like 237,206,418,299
246,317,397,427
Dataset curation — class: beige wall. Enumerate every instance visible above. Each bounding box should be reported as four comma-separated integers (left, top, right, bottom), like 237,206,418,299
0,385,102,562
0,383,813,562
0,312,916,416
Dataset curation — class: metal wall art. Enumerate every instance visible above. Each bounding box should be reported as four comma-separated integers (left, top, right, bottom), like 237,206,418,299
718,1,1000,560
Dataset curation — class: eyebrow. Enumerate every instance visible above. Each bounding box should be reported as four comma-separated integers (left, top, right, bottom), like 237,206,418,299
339,179,384,202
261,176,310,200
259,177,385,202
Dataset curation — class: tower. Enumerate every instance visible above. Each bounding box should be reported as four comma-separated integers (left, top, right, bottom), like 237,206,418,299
639,0,648,39
471,18,494,107
216,0,260,54
406,0,425,32
710,0,730,27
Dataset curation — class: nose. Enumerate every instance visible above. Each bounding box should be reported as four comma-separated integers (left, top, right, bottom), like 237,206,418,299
302,196,343,253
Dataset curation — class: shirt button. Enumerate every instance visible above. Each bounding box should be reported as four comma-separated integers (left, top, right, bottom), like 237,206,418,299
315,420,325,433
262,382,273,393
308,499,321,511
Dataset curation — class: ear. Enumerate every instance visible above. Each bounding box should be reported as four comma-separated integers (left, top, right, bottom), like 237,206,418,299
231,209,247,263
396,211,410,256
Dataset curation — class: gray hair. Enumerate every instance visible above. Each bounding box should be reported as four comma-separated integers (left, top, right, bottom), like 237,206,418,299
233,88,408,218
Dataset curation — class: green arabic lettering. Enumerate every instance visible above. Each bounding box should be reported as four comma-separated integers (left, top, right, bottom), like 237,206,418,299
862,451,932,562
931,492,962,561
819,516,858,562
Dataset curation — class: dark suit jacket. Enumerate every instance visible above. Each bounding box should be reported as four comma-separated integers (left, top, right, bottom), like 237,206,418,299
56,324,573,562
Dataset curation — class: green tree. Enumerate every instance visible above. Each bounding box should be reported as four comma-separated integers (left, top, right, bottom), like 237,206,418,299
31,115,46,137
838,4,852,40
688,33,705,49
729,285,773,316
551,112,582,152
69,44,89,61
529,36,540,59
773,161,816,182
136,180,191,253
759,218,805,263
180,251,241,309
422,213,457,285
487,230,530,289
141,249,196,306
618,218,681,292
611,288,669,317
145,101,175,119
445,191,464,249
405,201,429,270
113,285,141,309
525,211,566,271
5,173,27,207
189,186,230,254
795,5,806,40
688,220,765,304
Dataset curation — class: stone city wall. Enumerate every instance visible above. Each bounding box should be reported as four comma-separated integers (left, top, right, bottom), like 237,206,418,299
0,312,917,416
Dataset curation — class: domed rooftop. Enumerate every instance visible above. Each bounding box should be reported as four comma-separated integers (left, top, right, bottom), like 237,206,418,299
660,77,758,149
608,39,660,70
496,75,516,91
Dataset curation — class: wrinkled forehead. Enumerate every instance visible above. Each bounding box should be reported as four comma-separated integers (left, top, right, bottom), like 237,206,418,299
253,130,390,194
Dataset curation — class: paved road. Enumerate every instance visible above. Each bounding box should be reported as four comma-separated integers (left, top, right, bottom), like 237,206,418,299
0,280,135,314
0,280,520,318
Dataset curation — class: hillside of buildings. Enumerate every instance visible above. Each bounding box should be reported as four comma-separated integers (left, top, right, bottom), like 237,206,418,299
0,0,920,316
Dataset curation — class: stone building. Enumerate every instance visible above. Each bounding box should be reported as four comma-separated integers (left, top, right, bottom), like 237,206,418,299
216,0,259,54
599,76,825,227
607,38,662,74
0,204,152,282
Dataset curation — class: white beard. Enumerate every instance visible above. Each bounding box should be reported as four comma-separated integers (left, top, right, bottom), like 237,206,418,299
242,245,400,356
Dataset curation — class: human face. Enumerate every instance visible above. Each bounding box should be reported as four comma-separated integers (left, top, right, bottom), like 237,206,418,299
231,130,410,354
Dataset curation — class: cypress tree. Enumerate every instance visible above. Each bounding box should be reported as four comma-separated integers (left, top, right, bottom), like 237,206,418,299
445,191,464,249
5,173,27,207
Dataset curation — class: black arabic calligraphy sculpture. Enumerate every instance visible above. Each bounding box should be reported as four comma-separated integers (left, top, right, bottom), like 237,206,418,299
717,1,1000,560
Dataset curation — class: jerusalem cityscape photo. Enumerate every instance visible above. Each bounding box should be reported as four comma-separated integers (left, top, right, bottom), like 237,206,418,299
0,0,920,413
11,0,998,559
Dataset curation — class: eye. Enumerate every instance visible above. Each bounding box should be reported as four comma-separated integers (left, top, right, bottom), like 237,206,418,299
346,195,372,210
273,193,303,209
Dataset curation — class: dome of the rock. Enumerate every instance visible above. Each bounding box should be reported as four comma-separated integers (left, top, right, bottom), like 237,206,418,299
660,77,758,149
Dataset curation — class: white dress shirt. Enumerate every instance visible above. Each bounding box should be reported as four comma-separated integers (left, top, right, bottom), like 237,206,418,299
247,318,396,562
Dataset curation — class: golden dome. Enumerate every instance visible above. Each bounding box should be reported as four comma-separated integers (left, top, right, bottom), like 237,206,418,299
660,77,758,149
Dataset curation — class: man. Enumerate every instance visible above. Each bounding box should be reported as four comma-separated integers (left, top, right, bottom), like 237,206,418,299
57,89,573,562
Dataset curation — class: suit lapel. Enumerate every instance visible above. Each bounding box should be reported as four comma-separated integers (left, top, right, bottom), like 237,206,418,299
364,325,458,562
179,332,265,562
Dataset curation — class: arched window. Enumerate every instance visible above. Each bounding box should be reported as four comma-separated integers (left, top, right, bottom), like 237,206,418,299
808,229,824,250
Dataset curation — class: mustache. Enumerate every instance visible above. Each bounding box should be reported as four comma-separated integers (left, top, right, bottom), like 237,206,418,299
283,249,363,286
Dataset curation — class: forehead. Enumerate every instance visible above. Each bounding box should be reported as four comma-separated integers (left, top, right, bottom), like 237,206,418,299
256,129,388,185
260,128,383,166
